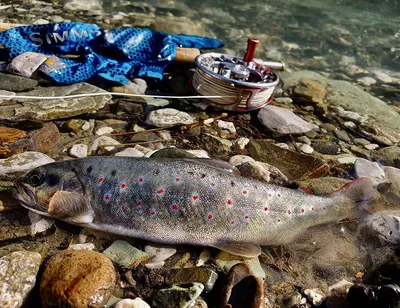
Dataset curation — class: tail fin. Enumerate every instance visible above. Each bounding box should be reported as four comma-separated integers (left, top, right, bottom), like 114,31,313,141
337,178,379,203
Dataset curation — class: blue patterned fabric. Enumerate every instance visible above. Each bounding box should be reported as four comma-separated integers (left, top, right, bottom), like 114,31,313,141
0,22,224,85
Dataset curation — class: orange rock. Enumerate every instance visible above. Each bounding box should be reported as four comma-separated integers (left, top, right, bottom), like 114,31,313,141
0,127,29,158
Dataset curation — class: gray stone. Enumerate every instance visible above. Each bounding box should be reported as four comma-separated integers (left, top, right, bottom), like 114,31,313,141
0,151,54,180
357,76,376,86
364,144,379,150
228,155,255,167
0,251,42,308
282,291,302,308
374,146,400,167
312,140,340,155
145,108,194,128
334,130,351,143
354,158,385,185
0,72,38,92
103,240,149,269
114,148,145,157
381,166,400,204
0,83,112,121
237,160,288,185
145,243,177,264
103,119,128,131
298,136,311,145
374,71,393,83
95,126,113,136
300,144,314,154
296,177,352,195
28,212,54,235
7,52,48,78
69,144,88,158
152,283,204,308
360,211,400,246
89,136,120,153
281,71,400,144
257,105,316,135
217,120,236,134
274,97,293,104
64,0,103,13
354,138,370,146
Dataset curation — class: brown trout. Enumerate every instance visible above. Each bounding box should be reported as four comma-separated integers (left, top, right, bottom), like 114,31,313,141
14,157,378,257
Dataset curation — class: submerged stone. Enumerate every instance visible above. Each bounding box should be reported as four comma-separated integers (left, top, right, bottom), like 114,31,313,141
165,268,218,292
0,250,42,308
152,283,204,308
103,240,149,269
0,72,38,92
0,127,29,158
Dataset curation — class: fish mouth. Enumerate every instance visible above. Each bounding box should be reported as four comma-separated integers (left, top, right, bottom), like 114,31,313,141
13,182,49,216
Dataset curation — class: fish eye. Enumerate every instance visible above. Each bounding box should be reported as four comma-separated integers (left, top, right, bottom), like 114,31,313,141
28,171,44,187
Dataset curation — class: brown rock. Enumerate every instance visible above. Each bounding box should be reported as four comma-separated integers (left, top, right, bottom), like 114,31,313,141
40,250,116,308
249,140,329,182
28,122,60,153
0,127,29,158
292,80,327,113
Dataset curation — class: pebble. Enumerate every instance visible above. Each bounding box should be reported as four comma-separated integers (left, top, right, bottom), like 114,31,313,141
304,130,318,139
354,138,370,146
274,97,293,104
33,18,49,25
40,250,116,308
374,71,393,83
334,107,368,123
234,137,250,150
103,240,149,269
354,158,385,185
69,144,88,158
304,288,326,306
282,291,302,308
144,243,177,268
276,143,289,149
81,121,91,131
334,129,351,142
28,211,54,235
68,243,96,251
228,155,255,167
0,151,54,179
114,147,145,157
195,249,212,267
258,105,317,135
357,76,377,86
89,136,120,153
95,126,113,136
145,108,194,128
344,121,357,129
237,160,288,184
300,144,314,154
298,136,311,145
6,52,48,78
312,140,340,155
217,120,236,134
364,143,379,150
0,251,42,308
165,268,218,292
382,166,400,204
115,298,150,308
186,150,210,158
336,155,357,164
51,15,64,23
152,283,204,308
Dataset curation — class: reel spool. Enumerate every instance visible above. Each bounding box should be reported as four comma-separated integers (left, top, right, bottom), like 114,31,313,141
191,38,281,111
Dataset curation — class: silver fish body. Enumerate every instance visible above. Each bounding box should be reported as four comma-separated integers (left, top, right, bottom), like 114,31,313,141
14,157,377,257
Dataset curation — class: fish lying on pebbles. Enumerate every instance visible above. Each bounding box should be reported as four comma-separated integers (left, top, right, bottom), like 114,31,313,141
14,157,378,257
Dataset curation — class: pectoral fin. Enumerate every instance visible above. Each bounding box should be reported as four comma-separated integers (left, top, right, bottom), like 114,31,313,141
48,190,93,224
211,241,262,258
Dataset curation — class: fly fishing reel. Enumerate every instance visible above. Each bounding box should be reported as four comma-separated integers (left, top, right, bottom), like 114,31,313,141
191,38,283,111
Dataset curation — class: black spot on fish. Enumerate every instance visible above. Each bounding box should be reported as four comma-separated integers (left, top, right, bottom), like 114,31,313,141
45,174,59,186
154,170,159,176
188,171,194,175
201,173,207,178
231,181,235,187
111,170,117,176
86,166,93,174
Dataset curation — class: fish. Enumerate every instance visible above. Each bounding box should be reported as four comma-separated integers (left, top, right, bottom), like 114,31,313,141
13,157,379,257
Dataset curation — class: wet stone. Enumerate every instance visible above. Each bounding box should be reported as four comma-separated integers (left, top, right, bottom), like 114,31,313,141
27,122,60,153
114,298,150,308
281,291,302,308
165,268,218,292
0,251,42,308
296,177,351,195
152,283,204,308
354,158,385,186
333,129,351,143
0,127,29,158
69,144,88,158
103,240,149,269
40,250,116,308
374,146,400,167
312,140,339,155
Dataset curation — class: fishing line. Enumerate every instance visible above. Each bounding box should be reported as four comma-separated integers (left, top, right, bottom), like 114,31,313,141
0,92,237,100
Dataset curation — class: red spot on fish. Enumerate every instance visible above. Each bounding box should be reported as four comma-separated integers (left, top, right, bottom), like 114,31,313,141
268,193,272,197
139,177,143,183
157,189,164,194
301,209,305,213
175,178,180,182
207,213,213,220
312,207,315,211
98,177,104,183
193,195,199,201
277,219,281,222
137,201,142,207
287,210,291,215
172,204,179,211
278,193,281,198
227,199,232,206
231,220,235,225
245,215,249,220
120,183,126,189
151,210,156,216
323,207,327,211
264,207,268,211
211,183,215,187
104,194,110,201
243,190,247,195
121,204,127,210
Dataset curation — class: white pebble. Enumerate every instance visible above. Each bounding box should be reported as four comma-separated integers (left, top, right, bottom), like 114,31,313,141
89,136,120,153
145,261,165,269
95,126,113,136
115,298,151,308
217,120,236,134
229,155,255,167
69,144,88,158
133,124,145,132
145,108,194,127
68,243,95,251
337,155,357,164
304,288,325,306
364,143,379,150
81,121,91,131
186,150,210,158
357,76,376,86
115,148,145,157
145,244,177,263
276,143,289,149
301,144,314,154
234,137,250,150
28,212,54,235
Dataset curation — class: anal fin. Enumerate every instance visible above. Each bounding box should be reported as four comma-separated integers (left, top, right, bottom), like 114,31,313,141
211,241,261,258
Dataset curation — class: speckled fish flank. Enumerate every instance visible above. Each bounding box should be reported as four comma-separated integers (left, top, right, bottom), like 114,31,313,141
13,157,378,257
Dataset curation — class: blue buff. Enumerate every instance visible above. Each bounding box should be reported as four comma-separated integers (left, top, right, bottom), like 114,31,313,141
0,22,224,85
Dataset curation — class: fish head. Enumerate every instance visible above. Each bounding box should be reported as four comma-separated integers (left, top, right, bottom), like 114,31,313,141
13,162,92,223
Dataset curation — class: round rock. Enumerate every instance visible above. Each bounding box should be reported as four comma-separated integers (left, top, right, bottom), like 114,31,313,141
145,108,194,128
69,144,88,158
40,250,116,308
